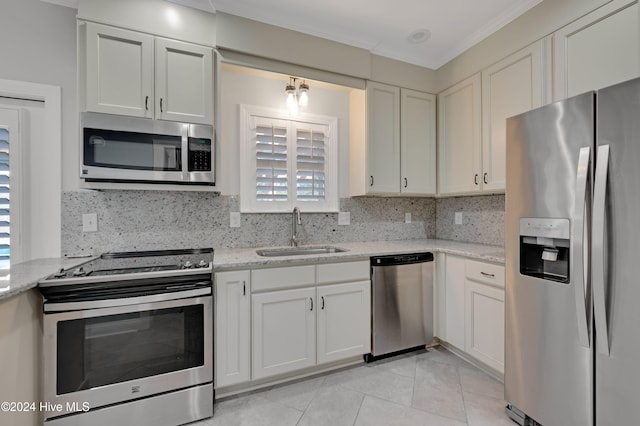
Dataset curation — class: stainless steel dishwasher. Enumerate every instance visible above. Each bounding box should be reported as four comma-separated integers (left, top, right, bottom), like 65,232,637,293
366,252,434,361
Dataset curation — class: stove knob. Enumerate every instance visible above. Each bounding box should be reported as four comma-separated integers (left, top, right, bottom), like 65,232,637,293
183,261,193,269
198,260,208,268
72,267,85,276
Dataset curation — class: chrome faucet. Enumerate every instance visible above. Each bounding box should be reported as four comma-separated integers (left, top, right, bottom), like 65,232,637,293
291,207,302,247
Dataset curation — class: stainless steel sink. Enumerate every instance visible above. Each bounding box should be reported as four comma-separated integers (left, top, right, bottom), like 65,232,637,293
256,246,347,257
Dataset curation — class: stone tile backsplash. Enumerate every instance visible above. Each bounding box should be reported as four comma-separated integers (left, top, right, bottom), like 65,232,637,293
435,195,505,246
61,191,436,256
61,191,504,256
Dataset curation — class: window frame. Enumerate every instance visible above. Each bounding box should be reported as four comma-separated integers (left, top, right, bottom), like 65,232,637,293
239,104,338,213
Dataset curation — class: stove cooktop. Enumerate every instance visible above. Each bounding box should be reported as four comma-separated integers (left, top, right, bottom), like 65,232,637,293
41,248,213,284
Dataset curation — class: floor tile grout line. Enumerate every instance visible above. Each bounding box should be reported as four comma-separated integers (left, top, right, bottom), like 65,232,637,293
350,389,367,426
457,364,471,426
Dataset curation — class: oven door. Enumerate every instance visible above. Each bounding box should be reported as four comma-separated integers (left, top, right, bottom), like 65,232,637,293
43,293,212,419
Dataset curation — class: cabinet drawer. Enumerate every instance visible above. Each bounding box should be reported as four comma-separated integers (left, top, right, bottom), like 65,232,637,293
316,261,369,284
465,259,505,288
251,265,316,292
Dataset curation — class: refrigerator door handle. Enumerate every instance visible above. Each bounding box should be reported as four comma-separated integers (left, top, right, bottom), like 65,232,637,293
572,146,591,348
593,144,610,356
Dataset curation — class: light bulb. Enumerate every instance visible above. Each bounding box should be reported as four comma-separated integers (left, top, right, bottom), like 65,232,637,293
298,82,309,107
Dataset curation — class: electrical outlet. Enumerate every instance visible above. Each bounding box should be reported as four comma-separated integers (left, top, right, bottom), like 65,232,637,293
405,212,412,223
338,211,350,226
455,212,463,225
230,212,241,228
82,213,98,232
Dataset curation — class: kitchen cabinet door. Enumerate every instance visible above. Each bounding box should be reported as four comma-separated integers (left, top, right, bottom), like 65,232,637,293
317,281,371,364
481,41,545,192
438,74,482,195
400,89,436,195
252,287,316,380
366,81,401,194
215,270,251,388
85,22,154,118
465,280,505,373
444,255,466,350
553,0,639,101
155,38,213,125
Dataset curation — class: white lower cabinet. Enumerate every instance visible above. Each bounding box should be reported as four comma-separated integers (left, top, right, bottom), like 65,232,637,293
464,259,505,373
252,287,317,380
216,261,371,387
444,255,466,350
442,255,505,374
214,270,251,387
317,281,371,364
465,280,505,372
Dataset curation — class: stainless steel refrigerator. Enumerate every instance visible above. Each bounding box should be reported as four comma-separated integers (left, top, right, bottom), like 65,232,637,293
505,77,640,426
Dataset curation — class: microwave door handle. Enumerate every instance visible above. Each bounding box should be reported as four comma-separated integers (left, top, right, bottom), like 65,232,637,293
572,146,591,349
593,144,610,356
182,125,190,182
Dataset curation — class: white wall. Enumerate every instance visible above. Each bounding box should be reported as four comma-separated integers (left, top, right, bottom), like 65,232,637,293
0,0,77,192
220,64,354,197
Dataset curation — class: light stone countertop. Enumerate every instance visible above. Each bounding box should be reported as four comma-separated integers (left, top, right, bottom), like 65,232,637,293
214,239,505,270
0,257,93,302
0,240,505,302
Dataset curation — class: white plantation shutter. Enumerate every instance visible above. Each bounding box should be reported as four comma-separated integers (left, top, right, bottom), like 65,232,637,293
0,129,9,269
255,123,288,201
241,105,338,212
296,126,326,202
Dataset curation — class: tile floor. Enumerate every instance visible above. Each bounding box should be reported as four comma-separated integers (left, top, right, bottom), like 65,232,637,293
191,347,514,426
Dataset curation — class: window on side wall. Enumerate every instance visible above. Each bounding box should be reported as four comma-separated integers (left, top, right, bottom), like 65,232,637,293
240,105,338,213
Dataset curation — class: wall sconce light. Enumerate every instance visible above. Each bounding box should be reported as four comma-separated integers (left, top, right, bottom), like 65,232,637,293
285,77,309,115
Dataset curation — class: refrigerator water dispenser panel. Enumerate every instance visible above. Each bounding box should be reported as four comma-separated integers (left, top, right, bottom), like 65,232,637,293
519,218,570,283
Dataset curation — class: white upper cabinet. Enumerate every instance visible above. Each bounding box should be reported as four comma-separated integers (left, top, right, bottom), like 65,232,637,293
553,0,639,101
438,40,546,196
438,73,482,195
481,41,545,192
366,81,401,194
83,22,214,125
85,23,154,118
155,38,213,124
401,88,436,195
351,82,436,196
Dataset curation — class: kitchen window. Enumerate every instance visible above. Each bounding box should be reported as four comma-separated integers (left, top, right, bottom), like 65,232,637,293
240,105,338,212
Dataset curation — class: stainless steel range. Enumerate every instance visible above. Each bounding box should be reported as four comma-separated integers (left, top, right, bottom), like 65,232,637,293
39,248,214,426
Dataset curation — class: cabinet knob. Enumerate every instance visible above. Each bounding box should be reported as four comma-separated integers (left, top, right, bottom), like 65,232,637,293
321,296,325,310
370,176,374,186
243,281,246,296
483,173,488,184
480,271,495,278
310,297,314,311
145,95,149,111
404,177,408,188
160,98,164,113
474,174,479,185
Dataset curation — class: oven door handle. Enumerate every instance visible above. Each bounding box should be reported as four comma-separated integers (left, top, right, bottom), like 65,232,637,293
43,287,211,313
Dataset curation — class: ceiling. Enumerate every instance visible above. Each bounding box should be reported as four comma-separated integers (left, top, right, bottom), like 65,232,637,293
43,0,543,69
170,0,543,69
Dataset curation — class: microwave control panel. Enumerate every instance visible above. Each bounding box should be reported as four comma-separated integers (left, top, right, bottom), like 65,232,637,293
188,137,212,172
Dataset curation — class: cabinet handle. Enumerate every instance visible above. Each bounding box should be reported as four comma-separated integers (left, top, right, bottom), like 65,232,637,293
370,176,374,186
310,297,314,311
243,281,246,296
483,173,488,184
145,95,149,111
480,271,495,278
321,296,325,310
474,174,479,185
404,177,408,188
160,98,164,113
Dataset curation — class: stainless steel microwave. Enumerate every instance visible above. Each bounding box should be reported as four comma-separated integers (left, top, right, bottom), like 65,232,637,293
81,112,214,185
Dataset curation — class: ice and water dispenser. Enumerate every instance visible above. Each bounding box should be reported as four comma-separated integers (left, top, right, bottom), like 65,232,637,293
519,218,570,283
